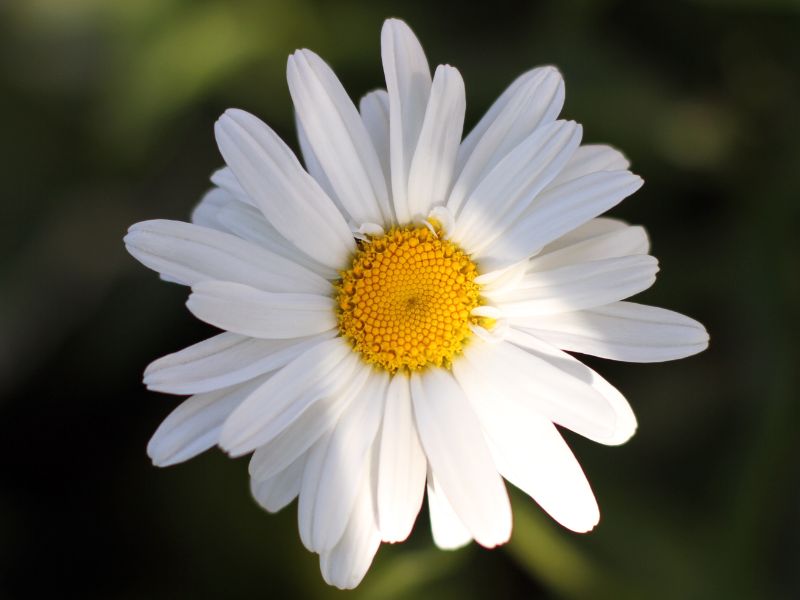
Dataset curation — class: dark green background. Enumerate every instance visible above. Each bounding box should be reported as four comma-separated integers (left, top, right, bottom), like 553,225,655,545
1,0,798,598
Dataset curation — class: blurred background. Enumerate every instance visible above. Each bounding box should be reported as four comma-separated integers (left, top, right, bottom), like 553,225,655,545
1,0,798,598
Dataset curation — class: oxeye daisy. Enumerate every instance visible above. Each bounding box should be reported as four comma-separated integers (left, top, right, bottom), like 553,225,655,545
125,18,709,589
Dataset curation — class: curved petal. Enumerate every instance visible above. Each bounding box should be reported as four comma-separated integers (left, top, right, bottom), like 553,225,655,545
406,65,466,218
455,120,583,255
549,143,630,187
503,327,637,446
125,219,330,294
295,114,338,208
527,226,649,272
381,18,432,223
250,452,306,513
359,90,391,188
305,369,388,552
410,369,511,548
288,49,391,224
512,301,709,363
186,281,336,339
319,463,381,590
376,374,427,543
426,473,472,550
248,362,371,483
476,170,644,271
485,255,659,317
219,338,357,456
460,338,619,444
453,358,600,531
144,331,335,395
147,376,267,467
449,67,564,215
214,108,353,269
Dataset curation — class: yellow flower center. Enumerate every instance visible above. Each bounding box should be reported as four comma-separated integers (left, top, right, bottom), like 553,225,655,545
336,224,488,373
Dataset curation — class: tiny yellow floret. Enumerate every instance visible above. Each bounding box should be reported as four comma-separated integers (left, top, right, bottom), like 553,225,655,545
336,224,489,373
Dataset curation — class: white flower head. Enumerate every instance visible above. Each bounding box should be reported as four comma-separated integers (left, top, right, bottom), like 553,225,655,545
125,18,709,590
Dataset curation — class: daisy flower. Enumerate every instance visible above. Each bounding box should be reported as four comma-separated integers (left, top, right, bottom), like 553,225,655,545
125,18,709,589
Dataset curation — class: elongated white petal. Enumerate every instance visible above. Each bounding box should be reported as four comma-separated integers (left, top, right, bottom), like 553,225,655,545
538,216,637,254
219,338,356,456
406,65,465,217
147,376,267,467
306,369,388,552
191,187,238,232
550,144,630,187
250,453,306,513
248,362,371,482
487,255,658,317
359,90,391,187
288,50,391,224
186,281,336,339
144,331,335,395
477,170,643,270
376,375,427,543
381,18,432,223
450,67,564,215
125,220,330,294
461,338,619,444
527,226,650,272
295,114,338,208
504,328,637,445
210,166,253,206
211,198,338,279
410,369,511,548
513,301,709,363
319,464,381,590
426,473,472,550
214,108,353,269
456,120,583,254
453,358,599,531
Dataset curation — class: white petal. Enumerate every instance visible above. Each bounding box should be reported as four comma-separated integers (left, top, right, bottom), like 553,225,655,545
191,187,239,231
513,301,709,363
426,473,472,550
248,362,371,483
125,219,330,294
460,338,618,444
250,452,306,513
288,50,391,224
477,170,644,270
219,338,357,456
295,114,339,209
146,376,267,467
486,255,659,317
214,108,353,269
186,281,336,339
455,120,583,255
452,358,599,532
381,18,432,223
144,331,335,395
319,464,381,590
410,369,511,548
406,65,466,218
211,199,338,279
306,369,388,552
210,166,254,206
503,327,637,445
527,225,650,272
550,144,630,187
539,216,634,254
450,67,564,216
376,374,427,543
359,90,391,188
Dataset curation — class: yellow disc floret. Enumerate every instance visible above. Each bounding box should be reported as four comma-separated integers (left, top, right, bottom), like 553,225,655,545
336,224,488,373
